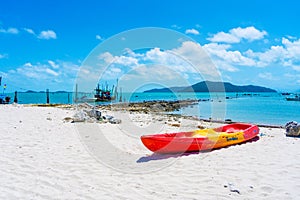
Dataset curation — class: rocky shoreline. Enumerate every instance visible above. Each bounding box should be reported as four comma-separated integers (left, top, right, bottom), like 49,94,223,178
102,99,199,113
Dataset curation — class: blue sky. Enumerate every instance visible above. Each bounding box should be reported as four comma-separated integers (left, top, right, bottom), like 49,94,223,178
0,0,300,92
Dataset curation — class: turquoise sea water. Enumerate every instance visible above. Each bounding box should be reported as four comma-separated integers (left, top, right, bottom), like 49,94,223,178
3,92,299,126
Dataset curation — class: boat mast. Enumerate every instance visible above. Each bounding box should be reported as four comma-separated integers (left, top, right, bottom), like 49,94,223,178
119,87,122,102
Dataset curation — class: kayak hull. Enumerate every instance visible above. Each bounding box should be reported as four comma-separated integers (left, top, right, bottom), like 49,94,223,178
141,123,259,154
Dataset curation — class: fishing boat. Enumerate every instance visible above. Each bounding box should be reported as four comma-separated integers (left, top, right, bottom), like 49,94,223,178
141,123,259,154
94,83,117,102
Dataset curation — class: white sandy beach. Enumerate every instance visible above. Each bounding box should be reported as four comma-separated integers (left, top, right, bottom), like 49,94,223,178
0,104,300,199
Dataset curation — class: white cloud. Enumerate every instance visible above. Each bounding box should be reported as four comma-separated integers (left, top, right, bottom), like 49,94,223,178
202,33,300,85
98,52,115,63
98,52,139,66
282,37,300,58
24,28,60,42
13,61,80,81
4,60,80,91
96,35,103,40
152,41,224,81
286,35,297,40
1,26,58,41
24,62,33,67
203,42,232,51
142,47,194,74
38,30,57,40
245,45,286,67
17,65,42,79
144,48,170,64
119,64,188,88
0,27,19,34
48,60,59,69
97,41,222,82
245,37,300,69
115,55,138,66
99,47,190,76
231,26,267,41
45,68,59,76
204,35,300,72
123,48,143,58
94,35,300,88
169,41,209,72
203,43,254,72
111,67,122,73
207,26,267,43
207,31,240,43
185,29,200,35
258,72,277,80
24,28,35,35
16,62,58,79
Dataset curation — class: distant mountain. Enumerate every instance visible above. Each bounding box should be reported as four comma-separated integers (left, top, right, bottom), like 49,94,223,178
144,81,277,93
54,91,69,93
144,87,183,93
24,90,38,93
20,90,45,93
21,90,70,93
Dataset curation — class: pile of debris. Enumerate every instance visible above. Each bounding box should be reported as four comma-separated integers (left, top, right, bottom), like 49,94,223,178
66,107,121,124
285,121,300,137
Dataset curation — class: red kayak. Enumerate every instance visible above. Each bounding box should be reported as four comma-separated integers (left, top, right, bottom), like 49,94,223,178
141,123,259,154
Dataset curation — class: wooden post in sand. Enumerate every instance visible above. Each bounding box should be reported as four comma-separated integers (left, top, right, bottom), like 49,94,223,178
46,89,50,104
13,91,18,103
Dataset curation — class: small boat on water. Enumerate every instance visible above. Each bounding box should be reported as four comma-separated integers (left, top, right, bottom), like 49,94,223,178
286,95,300,101
281,92,292,96
141,123,259,154
74,81,118,103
